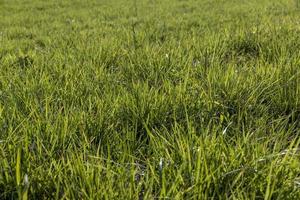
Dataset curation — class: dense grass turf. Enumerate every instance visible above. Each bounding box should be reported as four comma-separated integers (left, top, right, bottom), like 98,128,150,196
1,0,300,199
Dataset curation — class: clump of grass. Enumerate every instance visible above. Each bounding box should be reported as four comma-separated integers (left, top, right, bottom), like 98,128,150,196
16,55,34,68
223,32,261,65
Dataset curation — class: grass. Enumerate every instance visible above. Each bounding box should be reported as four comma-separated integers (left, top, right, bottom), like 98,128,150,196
1,0,300,199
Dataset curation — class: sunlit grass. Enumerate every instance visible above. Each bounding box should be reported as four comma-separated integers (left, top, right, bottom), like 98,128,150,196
1,0,300,199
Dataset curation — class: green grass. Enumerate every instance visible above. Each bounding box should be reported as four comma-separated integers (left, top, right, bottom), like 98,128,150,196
1,0,300,199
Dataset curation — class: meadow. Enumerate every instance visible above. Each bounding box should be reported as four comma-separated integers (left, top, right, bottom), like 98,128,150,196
1,0,300,199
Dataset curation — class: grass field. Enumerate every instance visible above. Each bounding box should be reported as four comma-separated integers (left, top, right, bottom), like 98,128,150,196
1,0,300,199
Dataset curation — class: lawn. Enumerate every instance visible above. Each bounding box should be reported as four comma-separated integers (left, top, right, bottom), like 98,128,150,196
1,0,300,199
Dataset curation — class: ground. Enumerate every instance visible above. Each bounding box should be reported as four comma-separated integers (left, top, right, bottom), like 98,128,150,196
1,0,300,199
